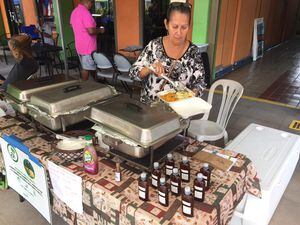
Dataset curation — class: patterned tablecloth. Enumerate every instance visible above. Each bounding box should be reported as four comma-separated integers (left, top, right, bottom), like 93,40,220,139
0,116,261,225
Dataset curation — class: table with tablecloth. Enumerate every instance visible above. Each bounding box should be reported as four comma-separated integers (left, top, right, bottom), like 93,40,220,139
0,115,261,225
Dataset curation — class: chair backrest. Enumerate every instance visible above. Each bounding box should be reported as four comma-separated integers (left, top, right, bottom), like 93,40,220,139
92,52,113,69
113,53,131,72
204,79,244,129
20,25,39,39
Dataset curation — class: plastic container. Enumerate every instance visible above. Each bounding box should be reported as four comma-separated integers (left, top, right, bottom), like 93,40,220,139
83,135,98,175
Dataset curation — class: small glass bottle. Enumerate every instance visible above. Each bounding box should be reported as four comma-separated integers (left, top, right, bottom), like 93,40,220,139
200,163,211,190
170,168,181,196
194,173,205,202
180,156,190,182
182,186,194,217
151,162,161,188
115,160,121,182
138,172,149,201
158,177,169,207
165,153,175,177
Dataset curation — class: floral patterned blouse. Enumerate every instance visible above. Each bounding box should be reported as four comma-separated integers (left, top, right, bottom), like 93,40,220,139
129,37,206,103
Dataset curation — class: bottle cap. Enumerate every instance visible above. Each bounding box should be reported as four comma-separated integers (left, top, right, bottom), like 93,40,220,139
184,186,191,195
153,162,159,169
167,153,173,159
140,172,147,181
85,135,93,141
172,168,179,175
160,177,166,185
197,173,203,180
182,156,188,163
203,163,209,168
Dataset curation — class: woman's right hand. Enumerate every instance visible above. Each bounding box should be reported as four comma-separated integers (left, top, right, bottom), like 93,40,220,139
152,61,165,77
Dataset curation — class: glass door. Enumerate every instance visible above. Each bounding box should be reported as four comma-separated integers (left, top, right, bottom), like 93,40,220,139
92,0,115,57
143,0,170,46
3,0,24,35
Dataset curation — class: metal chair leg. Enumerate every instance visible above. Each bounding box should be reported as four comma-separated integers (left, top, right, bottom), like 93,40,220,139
3,49,8,65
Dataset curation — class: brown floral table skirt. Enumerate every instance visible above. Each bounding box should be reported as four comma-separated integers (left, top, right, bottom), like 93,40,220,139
0,116,261,225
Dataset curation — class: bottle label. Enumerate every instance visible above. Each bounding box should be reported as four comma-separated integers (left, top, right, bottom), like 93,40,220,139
159,191,165,197
152,178,158,187
182,201,192,215
195,190,203,199
139,186,146,199
194,186,203,191
171,184,178,194
158,191,166,204
115,172,121,182
84,151,93,163
166,165,173,176
203,175,208,187
181,170,189,181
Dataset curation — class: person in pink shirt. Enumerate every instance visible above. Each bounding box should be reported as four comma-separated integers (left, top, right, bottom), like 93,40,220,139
70,0,104,80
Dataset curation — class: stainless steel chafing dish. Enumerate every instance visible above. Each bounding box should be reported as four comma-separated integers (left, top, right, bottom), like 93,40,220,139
88,95,183,158
4,74,77,114
27,80,117,131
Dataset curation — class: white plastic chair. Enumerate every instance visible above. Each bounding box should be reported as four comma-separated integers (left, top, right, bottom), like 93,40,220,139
92,52,115,83
188,79,244,145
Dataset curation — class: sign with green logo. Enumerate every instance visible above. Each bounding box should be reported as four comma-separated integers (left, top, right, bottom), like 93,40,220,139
0,135,51,223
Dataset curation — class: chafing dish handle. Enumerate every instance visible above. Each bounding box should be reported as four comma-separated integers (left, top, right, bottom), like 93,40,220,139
126,103,143,112
63,85,82,93
34,76,52,83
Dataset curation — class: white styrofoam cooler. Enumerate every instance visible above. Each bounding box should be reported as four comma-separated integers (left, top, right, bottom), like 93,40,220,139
226,123,300,225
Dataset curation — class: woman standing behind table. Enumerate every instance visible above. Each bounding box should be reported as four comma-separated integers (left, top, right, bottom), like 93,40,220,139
129,1,206,103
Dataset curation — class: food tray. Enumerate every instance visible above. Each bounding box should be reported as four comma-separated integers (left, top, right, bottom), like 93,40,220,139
157,89,212,119
157,89,194,103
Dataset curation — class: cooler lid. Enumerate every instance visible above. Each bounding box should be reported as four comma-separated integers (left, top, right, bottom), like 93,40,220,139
6,74,77,102
225,123,300,191
88,95,181,146
29,80,117,115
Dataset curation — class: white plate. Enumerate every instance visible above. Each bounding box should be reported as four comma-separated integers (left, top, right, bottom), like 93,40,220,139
168,97,212,119
56,139,86,151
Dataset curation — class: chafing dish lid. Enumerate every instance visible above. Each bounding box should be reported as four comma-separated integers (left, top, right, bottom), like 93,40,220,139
29,80,117,115
88,95,181,145
6,74,77,102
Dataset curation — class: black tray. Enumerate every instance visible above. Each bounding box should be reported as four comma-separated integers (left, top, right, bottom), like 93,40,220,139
109,135,184,171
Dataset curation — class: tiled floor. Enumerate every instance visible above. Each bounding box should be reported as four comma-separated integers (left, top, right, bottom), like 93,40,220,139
259,69,300,107
225,36,300,108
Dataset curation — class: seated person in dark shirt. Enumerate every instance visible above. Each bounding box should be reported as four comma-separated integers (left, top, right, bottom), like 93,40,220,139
0,34,38,91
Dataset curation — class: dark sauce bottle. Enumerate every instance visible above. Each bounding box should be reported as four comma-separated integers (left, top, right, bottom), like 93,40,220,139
194,173,205,202
165,153,175,177
182,186,194,217
138,172,149,201
180,156,190,182
200,163,211,190
151,162,161,188
158,177,169,207
170,168,181,196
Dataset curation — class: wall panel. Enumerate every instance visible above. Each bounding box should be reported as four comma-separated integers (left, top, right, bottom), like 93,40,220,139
115,0,140,52
231,0,258,63
22,0,37,26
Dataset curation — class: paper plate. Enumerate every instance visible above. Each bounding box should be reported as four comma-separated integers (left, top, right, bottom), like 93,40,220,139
168,97,212,119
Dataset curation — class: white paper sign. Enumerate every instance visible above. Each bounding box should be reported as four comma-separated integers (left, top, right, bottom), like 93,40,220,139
252,17,264,61
48,160,83,214
0,135,51,223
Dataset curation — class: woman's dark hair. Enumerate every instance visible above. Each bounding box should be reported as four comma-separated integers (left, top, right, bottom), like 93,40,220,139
166,2,192,24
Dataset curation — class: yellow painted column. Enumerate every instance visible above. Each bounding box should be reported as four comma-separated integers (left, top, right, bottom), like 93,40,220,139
0,0,11,36
21,0,38,26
